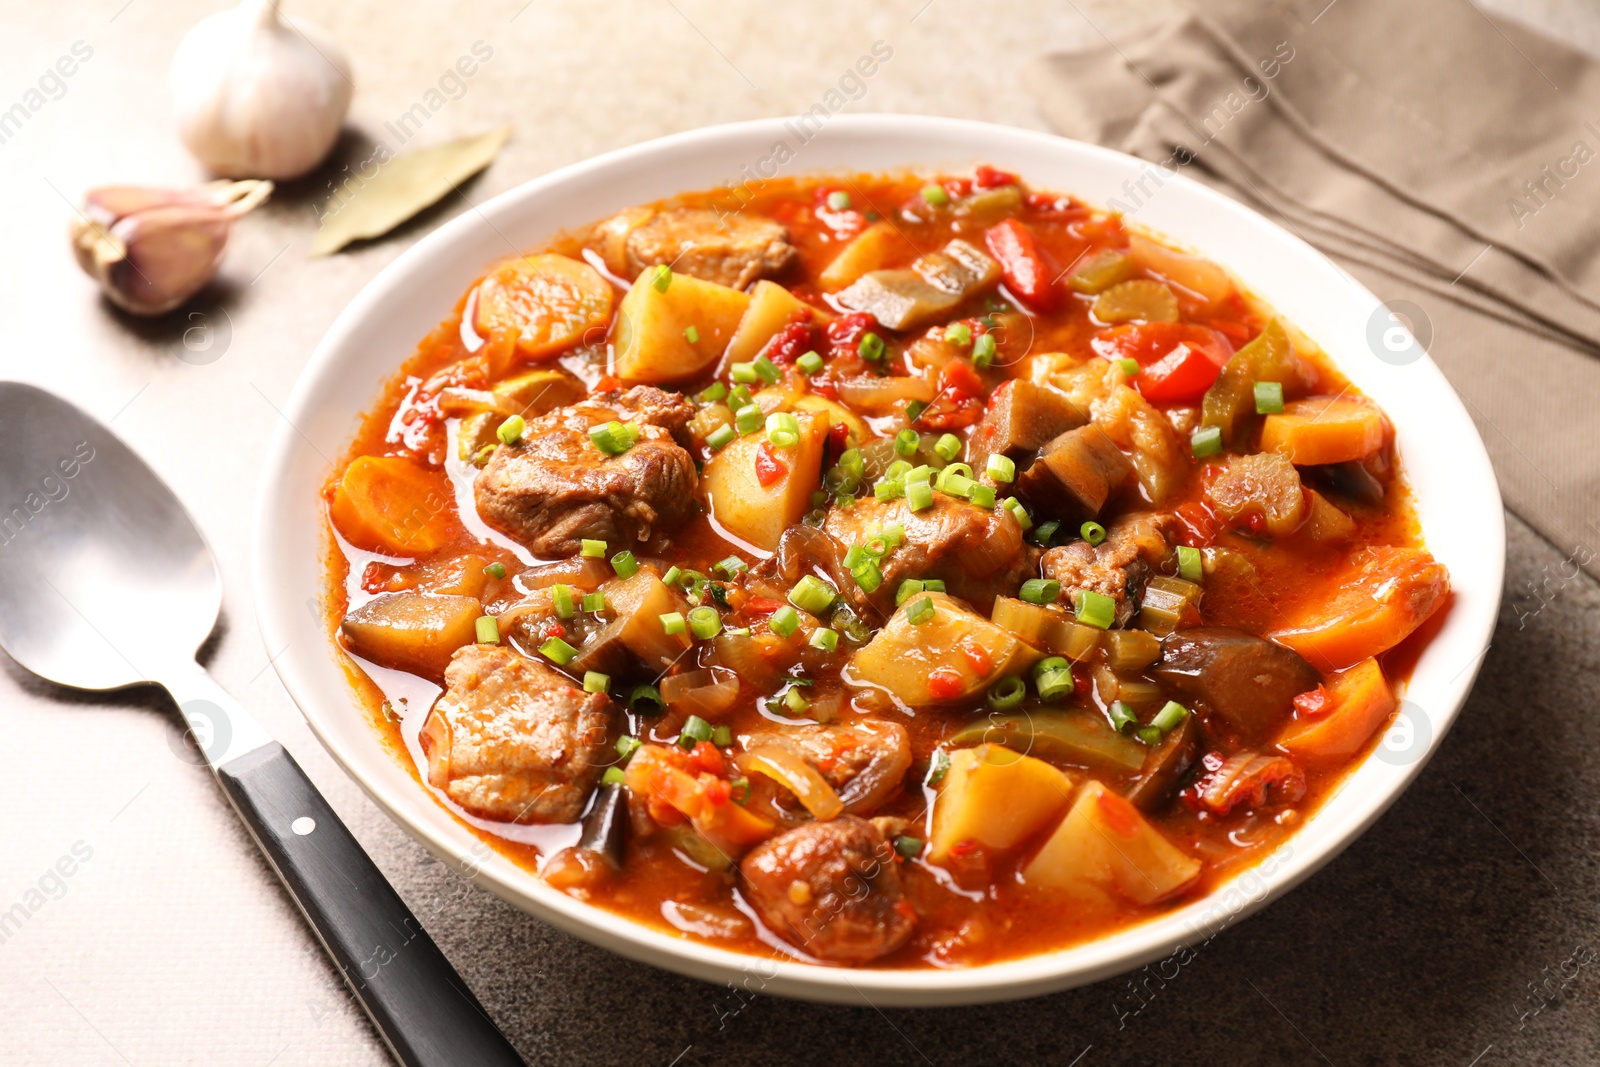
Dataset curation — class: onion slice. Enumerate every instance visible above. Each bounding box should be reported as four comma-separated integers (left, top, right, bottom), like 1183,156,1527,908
738,744,845,821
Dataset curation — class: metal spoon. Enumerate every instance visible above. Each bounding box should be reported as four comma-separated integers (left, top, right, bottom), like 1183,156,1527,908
0,382,524,1067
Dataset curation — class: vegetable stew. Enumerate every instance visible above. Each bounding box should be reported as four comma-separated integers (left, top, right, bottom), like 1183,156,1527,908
324,168,1450,968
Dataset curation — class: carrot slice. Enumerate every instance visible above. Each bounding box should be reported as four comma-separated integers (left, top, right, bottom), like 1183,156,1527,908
1259,396,1387,466
1277,657,1396,764
329,455,458,554
474,253,614,361
1271,546,1449,670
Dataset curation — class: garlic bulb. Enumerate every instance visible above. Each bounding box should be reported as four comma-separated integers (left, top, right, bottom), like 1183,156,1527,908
170,0,352,180
70,180,273,316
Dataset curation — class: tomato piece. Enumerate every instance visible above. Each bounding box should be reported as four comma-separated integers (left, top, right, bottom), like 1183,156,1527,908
928,667,966,701
763,318,814,365
937,357,985,400
745,596,783,616
1292,685,1330,718
826,311,877,360
973,164,1019,190
1090,323,1233,404
984,218,1059,311
959,640,993,677
691,741,726,777
754,442,788,487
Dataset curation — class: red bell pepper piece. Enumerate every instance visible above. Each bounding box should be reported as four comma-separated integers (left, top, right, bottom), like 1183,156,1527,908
984,218,1059,311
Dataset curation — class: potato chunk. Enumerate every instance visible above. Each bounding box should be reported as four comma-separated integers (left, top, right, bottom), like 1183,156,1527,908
612,270,750,384
340,593,483,676
928,745,1073,862
848,592,1040,706
700,411,826,551
1022,779,1201,905
723,280,824,365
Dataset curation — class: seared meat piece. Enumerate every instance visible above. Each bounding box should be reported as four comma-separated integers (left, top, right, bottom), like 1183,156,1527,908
475,386,697,557
823,496,1032,613
739,816,916,963
1152,627,1320,741
420,645,615,823
1040,511,1175,627
745,721,912,815
622,208,797,289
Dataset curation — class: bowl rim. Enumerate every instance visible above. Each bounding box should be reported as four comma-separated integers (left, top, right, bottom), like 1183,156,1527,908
253,113,1504,1006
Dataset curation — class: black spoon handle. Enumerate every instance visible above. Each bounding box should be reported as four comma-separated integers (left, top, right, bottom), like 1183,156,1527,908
217,743,525,1067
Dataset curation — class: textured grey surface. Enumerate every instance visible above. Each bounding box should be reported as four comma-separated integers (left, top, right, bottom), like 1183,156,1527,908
0,0,1596,1064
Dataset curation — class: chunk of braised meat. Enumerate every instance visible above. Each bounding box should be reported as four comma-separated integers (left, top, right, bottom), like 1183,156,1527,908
420,645,615,823
823,496,1032,614
1152,627,1320,741
623,208,798,289
745,721,912,816
739,816,916,963
475,386,697,556
1040,511,1176,627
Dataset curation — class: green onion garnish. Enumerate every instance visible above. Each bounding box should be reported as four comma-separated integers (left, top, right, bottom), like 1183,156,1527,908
925,749,951,784
601,766,627,786
730,361,759,384
1003,496,1032,531
753,355,781,384
1176,544,1203,582
683,325,700,344
789,575,837,615
969,484,996,509
894,835,924,859
729,383,754,408
699,381,727,403
851,558,883,593
580,539,607,558
1019,578,1060,605
784,686,809,714
808,627,839,652
712,724,733,747
583,670,610,694
1152,700,1189,733
679,715,712,747
1138,726,1164,746
706,424,736,450
934,433,962,461
497,415,526,446
1254,380,1285,415
611,550,639,579
859,332,885,361
714,555,747,579
629,684,663,715
895,578,924,606
1074,588,1116,630
688,605,722,640
827,190,851,211
539,636,578,665
659,612,686,636
766,411,800,448
616,734,641,760
944,321,972,346
906,400,928,423
906,595,936,625
474,615,500,644
769,605,800,638
922,579,946,592
878,521,905,547
650,264,673,292
582,591,606,613
1080,521,1106,546
1115,357,1139,376
1108,700,1138,734
987,675,1026,709
661,565,683,588
1190,425,1223,457
550,584,575,619
1035,661,1074,701
734,403,763,435
905,463,932,484
986,453,1015,482
797,351,824,375
921,184,949,206
1032,519,1061,546
972,333,996,368
906,480,934,511
483,561,507,580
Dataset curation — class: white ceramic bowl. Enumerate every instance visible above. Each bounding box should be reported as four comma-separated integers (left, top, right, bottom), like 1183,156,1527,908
254,115,1503,1006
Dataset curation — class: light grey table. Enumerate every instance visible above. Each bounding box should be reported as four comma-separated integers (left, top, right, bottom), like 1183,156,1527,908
2,1,1597,1063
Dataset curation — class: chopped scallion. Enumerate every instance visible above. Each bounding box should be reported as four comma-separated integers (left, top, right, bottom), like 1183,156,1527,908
906,479,934,511
987,675,1026,709
1176,544,1203,583
629,684,663,715
827,190,852,211
1035,667,1074,702
474,615,500,644
986,453,1016,482
483,561,507,580
583,670,610,694
699,381,728,403
706,424,736,450
934,433,962,461
650,264,673,292
1074,588,1116,629
611,550,639,579
972,333,996,368
659,611,686,636
734,403,763,435
731,361,759,384
1138,726,1164,746
894,428,919,456
808,627,839,652
1254,380,1285,415
895,578,925,606
688,605,722,640
582,592,606,613
1115,357,1139,376
539,636,578,665
616,734,641,760
496,414,525,446
797,350,824,375
906,595,936,625
683,325,700,344
1152,700,1189,733
601,766,627,786
714,555,747,579
1108,700,1138,734
679,715,712,747
766,411,800,448
1080,521,1107,546
1020,578,1061,604
859,332,885,361
550,584,575,619
789,575,837,615
969,484,996,509
769,605,800,638
1190,425,1223,458
580,538,607,558
944,321,972,346
753,355,781,384
894,835,924,859
921,183,949,206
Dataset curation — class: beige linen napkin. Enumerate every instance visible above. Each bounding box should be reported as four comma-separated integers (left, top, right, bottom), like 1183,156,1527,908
1025,0,1600,579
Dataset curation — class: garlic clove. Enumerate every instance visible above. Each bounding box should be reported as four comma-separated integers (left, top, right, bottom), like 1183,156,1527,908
70,180,273,316
170,0,353,181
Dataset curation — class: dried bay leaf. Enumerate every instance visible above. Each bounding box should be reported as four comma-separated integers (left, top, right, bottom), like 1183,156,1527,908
310,125,511,256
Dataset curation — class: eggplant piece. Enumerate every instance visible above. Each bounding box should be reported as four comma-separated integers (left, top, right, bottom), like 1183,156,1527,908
1124,714,1199,813
1015,425,1134,518
835,239,1000,330
578,782,628,868
1305,459,1385,508
967,380,1086,473
1152,627,1320,741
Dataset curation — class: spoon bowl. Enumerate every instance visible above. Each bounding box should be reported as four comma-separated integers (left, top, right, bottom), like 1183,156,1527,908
0,382,218,690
